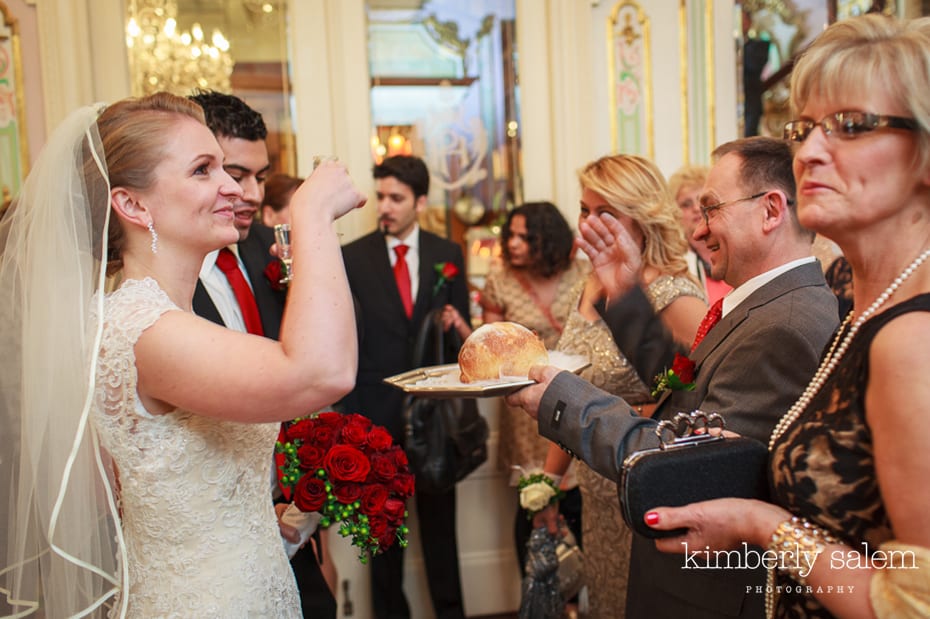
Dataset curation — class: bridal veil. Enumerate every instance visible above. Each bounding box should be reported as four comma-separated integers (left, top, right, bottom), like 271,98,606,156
0,105,127,617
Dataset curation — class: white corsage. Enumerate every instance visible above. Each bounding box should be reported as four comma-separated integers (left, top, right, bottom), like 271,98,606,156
517,470,564,517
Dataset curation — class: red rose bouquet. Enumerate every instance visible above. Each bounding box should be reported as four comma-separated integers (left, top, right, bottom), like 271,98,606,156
650,352,697,398
276,412,415,563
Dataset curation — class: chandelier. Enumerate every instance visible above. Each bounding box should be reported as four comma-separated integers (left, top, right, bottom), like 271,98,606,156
125,0,234,97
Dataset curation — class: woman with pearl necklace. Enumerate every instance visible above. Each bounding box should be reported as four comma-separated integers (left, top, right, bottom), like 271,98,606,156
644,14,930,619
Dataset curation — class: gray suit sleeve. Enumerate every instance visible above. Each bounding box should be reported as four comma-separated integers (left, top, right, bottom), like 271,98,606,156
595,286,687,385
536,371,661,482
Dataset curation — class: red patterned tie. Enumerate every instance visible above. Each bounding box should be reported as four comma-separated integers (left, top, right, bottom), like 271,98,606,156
394,244,413,319
215,248,265,337
691,297,723,352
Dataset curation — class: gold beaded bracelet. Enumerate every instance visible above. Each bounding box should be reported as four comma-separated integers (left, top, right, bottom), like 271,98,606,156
769,515,838,584
765,516,839,619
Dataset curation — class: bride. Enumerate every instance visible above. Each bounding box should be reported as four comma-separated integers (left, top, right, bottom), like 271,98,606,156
0,93,366,617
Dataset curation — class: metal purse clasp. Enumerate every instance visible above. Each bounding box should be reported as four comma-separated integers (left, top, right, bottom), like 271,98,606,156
654,410,725,450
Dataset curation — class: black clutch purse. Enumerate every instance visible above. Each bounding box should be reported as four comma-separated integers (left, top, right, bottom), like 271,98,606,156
618,411,770,539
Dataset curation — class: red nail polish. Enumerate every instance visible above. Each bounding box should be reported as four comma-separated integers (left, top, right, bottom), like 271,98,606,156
645,512,660,525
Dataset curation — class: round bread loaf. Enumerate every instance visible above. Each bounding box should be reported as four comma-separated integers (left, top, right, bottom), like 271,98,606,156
458,321,549,383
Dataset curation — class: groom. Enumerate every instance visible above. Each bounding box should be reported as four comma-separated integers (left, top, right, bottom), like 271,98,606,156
189,90,336,618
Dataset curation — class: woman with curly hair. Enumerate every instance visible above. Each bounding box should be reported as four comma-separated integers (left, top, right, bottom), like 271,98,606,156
539,154,707,617
464,201,589,580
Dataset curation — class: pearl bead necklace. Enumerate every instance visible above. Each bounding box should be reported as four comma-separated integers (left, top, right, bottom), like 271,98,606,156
768,247,930,450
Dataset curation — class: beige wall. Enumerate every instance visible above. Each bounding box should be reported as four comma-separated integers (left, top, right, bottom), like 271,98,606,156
5,0,45,165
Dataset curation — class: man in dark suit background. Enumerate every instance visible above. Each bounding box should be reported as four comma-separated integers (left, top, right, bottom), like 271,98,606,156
341,155,470,619
509,137,838,618
188,90,337,619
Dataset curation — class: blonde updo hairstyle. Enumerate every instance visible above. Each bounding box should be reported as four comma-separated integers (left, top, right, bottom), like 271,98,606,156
790,14,930,171
95,92,206,275
578,154,692,279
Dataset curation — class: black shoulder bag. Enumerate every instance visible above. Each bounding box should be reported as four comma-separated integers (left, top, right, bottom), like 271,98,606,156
402,309,489,494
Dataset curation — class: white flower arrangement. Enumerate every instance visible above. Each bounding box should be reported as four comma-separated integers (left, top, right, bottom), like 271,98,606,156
517,471,564,516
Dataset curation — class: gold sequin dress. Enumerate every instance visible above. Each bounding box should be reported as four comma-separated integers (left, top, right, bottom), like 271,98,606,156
482,258,591,472
556,274,705,618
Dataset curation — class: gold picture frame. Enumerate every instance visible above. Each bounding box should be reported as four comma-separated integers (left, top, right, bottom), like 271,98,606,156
0,0,28,215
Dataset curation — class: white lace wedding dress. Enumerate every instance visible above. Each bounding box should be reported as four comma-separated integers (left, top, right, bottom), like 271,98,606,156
92,278,300,618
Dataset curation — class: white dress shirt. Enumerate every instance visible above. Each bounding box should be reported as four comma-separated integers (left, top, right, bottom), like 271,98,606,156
199,245,254,334
386,224,421,300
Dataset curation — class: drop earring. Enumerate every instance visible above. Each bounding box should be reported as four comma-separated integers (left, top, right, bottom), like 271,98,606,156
148,221,158,254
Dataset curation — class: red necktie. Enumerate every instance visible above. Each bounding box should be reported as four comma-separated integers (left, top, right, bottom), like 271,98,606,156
215,247,265,337
394,244,413,319
691,297,723,352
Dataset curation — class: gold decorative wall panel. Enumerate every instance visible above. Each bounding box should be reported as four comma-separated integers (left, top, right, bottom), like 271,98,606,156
607,0,653,158
0,1,27,211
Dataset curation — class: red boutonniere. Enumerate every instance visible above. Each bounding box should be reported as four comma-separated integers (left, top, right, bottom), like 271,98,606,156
432,261,459,296
276,412,414,563
651,353,697,398
264,260,288,291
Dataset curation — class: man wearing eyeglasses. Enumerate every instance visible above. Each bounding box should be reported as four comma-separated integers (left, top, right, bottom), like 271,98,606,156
507,136,839,619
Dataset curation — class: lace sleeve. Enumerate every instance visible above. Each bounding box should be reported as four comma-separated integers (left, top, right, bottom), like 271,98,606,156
96,278,180,417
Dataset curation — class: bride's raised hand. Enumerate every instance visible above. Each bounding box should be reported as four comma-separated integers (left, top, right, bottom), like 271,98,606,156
291,160,367,222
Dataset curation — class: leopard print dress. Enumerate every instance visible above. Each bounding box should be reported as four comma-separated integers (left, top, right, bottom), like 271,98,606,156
769,294,930,618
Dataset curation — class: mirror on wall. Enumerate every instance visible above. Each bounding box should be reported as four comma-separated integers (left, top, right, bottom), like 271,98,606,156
366,0,521,261
736,0,897,138
124,0,297,175
736,0,824,138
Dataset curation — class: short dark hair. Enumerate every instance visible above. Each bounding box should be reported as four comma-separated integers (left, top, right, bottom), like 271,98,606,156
501,201,574,278
188,90,267,141
372,155,429,198
712,136,795,204
712,136,812,240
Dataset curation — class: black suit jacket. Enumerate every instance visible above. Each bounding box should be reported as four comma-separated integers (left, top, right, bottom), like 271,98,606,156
192,223,286,338
341,228,471,440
